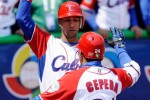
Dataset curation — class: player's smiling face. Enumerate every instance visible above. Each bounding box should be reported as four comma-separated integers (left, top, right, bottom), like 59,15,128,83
59,16,80,41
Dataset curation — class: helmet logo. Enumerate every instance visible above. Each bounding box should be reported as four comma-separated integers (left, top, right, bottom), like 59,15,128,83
95,49,100,53
69,5,75,12
88,52,94,57
95,49,100,58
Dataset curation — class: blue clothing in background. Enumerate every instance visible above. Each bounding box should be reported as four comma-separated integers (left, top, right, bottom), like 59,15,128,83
140,0,150,26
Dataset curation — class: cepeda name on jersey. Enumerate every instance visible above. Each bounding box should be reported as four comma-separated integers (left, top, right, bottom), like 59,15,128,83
86,79,118,93
52,55,82,71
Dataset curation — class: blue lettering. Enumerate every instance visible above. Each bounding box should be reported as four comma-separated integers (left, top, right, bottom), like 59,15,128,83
52,55,81,72
70,59,80,70
52,55,65,71
107,0,129,8
61,63,70,71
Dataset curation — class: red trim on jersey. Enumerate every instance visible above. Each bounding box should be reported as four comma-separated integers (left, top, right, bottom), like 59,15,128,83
110,68,132,91
131,65,140,76
81,0,97,10
40,67,89,100
27,0,32,2
28,25,51,59
60,43,68,63
129,0,135,7
87,70,111,75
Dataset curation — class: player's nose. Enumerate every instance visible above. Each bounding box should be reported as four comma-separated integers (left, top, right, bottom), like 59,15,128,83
70,21,75,27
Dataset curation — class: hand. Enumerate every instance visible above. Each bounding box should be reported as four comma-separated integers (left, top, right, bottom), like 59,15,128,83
131,26,142,39
105,27,125,48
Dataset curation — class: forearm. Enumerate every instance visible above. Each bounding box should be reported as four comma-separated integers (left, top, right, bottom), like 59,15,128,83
116,46,141,86
114,45,132,67
16,0,35,40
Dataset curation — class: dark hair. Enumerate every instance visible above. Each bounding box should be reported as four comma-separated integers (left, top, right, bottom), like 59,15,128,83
81,52,101,62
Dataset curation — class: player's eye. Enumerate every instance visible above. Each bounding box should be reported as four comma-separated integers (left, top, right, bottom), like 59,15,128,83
73,18,80,21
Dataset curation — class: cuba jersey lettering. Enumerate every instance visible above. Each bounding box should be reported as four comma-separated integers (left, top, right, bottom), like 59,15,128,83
52,55,81,71
27,25,81,93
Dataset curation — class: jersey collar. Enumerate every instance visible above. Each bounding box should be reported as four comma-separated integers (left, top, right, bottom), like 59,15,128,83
64,42,78,46
81,61,102,67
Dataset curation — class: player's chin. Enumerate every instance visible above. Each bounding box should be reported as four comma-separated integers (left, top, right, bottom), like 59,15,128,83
67,31,78,37
67,34,77,38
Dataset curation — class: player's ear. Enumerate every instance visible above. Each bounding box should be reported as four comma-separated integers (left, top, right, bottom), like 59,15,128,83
79,52,85,64
58,19,62,27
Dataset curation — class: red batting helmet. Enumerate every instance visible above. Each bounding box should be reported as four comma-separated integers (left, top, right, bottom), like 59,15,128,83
76,32,105,60
58,1,84,28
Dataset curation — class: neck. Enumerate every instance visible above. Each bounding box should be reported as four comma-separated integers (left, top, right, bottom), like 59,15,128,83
80,56,88,65
60,35,78,43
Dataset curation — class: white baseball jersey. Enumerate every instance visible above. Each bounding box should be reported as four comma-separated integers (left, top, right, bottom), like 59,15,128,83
81,0,135,30
0,0,18,28
27,25,81,93
38,64,140,100
0,0,18,36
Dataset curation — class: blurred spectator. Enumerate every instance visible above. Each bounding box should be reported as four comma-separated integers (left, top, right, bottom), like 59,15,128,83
80,0,143,39
30,0,67,33
134,0,145,29
70,0,96,32
140,0,150,35
0,0,20,37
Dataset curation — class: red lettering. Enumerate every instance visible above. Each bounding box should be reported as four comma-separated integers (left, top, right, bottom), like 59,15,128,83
93,80,99,90
104,79,109,89
86,82,94,92
110,80,113,90
86,79,119,93
0,6,11,15
98,79,104,89
114,83,118,93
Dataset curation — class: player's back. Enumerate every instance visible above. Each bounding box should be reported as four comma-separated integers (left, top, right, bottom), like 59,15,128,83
73,67,128,100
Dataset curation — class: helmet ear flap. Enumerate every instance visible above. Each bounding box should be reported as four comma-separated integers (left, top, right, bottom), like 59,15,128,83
79,18,82,29
79,17,85,29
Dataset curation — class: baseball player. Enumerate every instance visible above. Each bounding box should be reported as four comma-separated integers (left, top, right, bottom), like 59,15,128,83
33,27,141,100
16,0,84,93
140,0,150,35
0,0,19,37
80,0,142,39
